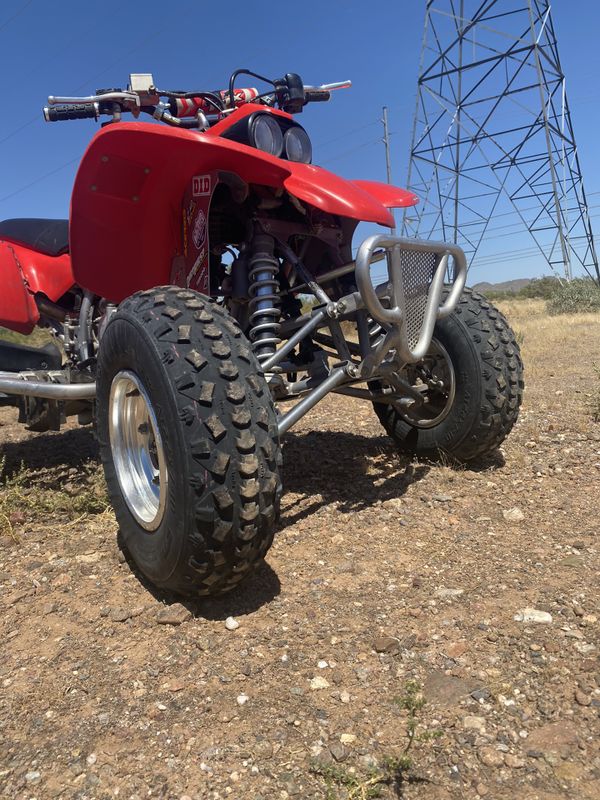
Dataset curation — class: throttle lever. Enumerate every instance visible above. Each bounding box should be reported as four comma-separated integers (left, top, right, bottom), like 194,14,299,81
304,90,330,103
43,103,99,122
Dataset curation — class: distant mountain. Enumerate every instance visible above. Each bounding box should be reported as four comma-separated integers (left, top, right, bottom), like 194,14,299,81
473,278,532,294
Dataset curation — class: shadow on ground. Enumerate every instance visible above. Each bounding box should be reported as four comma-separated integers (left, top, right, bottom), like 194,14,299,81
1,422,507,617
119,536,283,621
0,426,98,481
279,429,505,525
280,430,430,525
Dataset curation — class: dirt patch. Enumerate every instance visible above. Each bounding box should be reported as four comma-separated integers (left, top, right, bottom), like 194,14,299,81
1,300,599,799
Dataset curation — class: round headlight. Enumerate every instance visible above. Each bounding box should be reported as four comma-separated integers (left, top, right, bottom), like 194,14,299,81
284,126,312,164
251,114,283,157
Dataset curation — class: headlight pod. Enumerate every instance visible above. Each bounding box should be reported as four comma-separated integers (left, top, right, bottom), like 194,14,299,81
250,114,283,157
223,112,312,164
284,126,312,164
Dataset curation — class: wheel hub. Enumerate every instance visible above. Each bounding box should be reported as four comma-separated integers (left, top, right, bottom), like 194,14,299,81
393,339,456,429
108,370,168,531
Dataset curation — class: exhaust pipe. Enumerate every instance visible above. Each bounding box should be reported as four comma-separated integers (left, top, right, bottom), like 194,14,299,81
0,372,96,400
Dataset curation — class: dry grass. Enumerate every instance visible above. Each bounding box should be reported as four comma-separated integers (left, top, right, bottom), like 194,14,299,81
0,325,51,347
498,299,600,429
0,456,110,540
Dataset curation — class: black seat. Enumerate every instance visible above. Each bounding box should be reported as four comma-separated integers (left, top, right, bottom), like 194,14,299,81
0,218,69,257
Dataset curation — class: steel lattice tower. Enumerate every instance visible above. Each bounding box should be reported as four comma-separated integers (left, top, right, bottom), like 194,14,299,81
402,0,599,282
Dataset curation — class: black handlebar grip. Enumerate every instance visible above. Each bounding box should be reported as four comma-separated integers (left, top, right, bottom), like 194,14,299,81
304,90,331,103
43,103,98,122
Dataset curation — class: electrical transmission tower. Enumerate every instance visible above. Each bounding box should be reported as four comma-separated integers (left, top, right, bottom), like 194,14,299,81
403,0,599,282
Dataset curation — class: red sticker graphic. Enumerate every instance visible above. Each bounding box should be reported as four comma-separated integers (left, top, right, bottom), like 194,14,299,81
192,209,207,249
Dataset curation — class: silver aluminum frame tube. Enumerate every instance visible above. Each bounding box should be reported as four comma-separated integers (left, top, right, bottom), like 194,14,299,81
333,386,411,405
77,290,94,363
0,373,96,400
277,367,348,436
283,251,386,296
262,309,327,372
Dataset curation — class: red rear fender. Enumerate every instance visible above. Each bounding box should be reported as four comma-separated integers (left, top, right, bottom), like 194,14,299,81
0,241,73,334
70,121,412,302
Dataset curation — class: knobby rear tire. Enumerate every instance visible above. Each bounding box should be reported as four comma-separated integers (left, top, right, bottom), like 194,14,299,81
96,286,282,598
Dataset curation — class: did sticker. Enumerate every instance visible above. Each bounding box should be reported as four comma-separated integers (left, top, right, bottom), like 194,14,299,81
192,174,211,197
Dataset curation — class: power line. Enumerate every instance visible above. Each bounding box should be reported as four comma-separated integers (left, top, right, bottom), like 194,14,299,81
446,203,600,245
0,157,79,204
0,0,33,34
320,137,384,166
0,115,41,147
313,121,380,151
0,0,196,149
19,7,121,83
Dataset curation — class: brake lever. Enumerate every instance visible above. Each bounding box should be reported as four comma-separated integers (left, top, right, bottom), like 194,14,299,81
47,91,141,107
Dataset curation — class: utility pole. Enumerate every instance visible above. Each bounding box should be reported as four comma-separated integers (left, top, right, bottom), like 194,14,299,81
382,106,396,235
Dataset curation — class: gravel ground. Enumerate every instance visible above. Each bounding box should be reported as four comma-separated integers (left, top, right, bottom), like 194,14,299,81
1,300,599,800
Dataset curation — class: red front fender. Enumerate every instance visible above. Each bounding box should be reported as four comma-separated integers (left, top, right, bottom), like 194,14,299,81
283,166,399,226
70,121,415,301
351,180,419,209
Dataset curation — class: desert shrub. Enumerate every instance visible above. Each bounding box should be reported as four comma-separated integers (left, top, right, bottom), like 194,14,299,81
482,289,513,301
520,276,560,299
547,278,600,315
478,276,559,302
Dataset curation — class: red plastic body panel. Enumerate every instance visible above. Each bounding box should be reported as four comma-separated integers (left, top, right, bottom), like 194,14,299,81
70,118,399,302
352,180,419,209
0,240,74,333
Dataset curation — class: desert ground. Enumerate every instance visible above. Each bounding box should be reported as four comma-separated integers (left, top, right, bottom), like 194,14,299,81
1,298,599,800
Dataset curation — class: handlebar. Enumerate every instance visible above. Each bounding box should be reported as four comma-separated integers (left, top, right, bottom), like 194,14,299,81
42,73,352,127
303,90,331,103
43,103,99,122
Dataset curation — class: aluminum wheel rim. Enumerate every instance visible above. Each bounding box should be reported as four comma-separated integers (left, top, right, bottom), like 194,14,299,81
397,338,456,429
109,370,168,531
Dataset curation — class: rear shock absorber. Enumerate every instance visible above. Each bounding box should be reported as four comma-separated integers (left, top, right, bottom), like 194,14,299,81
248,233,281,365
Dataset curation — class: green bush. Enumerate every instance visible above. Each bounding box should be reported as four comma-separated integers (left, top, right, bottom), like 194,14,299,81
482,289,514,301
479,275,560,302
547,278,600,315
521,276,560,299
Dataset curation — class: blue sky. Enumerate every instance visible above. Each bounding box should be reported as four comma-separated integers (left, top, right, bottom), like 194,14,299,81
0,0,599,284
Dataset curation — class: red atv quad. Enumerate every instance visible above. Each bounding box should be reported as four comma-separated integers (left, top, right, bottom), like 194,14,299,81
0,70,524,597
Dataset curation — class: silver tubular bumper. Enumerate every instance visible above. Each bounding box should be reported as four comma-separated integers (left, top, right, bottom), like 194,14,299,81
355,235,467,365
